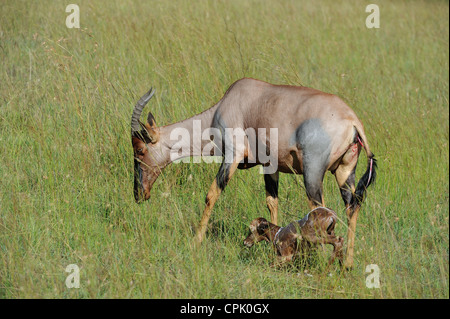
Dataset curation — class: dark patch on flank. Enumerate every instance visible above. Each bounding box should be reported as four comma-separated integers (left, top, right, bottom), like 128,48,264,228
293,119,332,205
294,119,332,171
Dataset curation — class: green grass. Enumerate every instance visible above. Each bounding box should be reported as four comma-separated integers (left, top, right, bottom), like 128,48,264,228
0,0,448,298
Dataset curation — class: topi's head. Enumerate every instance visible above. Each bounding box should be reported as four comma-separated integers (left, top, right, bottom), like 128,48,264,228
131,88,164,203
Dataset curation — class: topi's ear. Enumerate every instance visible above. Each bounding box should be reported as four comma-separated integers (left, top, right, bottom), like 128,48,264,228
136,112,159,144
147,112,157,128
145,112,159,143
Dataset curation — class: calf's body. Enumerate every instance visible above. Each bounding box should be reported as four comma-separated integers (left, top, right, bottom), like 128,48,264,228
244,207,344,266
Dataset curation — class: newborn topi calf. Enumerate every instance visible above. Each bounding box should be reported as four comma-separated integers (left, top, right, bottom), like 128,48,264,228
244,207,344,266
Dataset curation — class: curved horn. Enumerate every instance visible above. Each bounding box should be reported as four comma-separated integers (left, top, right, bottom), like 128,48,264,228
131,88,155,133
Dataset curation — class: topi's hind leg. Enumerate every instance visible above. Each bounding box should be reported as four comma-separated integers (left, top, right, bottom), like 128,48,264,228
344,205,360,269
334,142,361,269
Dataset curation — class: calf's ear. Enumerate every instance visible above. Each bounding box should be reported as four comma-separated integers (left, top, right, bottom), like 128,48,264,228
257,219,269,233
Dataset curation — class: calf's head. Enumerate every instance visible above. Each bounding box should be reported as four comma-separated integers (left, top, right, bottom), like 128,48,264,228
243,217,271,248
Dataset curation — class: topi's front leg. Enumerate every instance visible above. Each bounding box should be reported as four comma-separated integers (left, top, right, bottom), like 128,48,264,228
195,159,241,244
344,205,360,269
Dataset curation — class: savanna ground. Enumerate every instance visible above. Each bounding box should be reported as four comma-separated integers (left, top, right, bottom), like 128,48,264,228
0,0,448,299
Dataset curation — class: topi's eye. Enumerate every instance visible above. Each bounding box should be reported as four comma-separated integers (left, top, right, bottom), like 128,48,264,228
137,148,143,154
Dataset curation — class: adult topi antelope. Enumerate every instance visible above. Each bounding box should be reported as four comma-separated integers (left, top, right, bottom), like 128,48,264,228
131,78,377,268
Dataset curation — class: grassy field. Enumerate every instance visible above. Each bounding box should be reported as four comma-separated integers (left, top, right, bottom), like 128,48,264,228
0,0,448,299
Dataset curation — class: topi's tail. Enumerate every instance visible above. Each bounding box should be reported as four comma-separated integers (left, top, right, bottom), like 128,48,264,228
354,155,377,206
353,137,377,206
352,125,377,207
